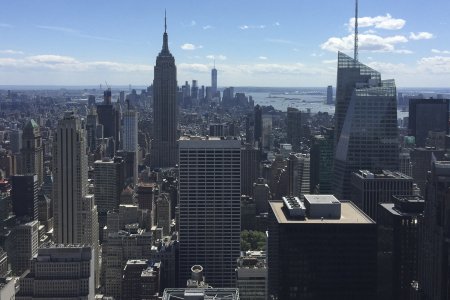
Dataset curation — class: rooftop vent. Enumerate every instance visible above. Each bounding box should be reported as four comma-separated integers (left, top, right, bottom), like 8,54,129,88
282,196,306,218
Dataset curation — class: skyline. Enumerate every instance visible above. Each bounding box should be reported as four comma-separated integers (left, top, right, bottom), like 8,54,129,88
0,0,449,87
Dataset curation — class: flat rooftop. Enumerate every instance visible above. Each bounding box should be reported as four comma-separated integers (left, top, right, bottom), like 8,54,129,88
270,200,373,224
354,169,412,180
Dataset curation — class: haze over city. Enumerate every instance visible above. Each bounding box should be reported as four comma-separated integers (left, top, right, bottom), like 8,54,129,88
1,0,449,87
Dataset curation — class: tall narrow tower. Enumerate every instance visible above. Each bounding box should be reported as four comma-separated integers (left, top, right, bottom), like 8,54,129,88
52,111,100,286
354,0,359,61
53,112,98,243
151,12,178,169
179,137,241,287
21,119,43,185
122,104,139,184
211,61,218,96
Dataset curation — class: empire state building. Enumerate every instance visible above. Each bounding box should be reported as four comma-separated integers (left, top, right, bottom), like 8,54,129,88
151,14,178,169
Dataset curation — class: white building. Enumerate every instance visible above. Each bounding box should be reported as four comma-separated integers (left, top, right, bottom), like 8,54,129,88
16,244,95,299
179,136,241,287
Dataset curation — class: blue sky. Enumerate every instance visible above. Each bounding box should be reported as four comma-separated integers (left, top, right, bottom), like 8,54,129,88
0,0,449,87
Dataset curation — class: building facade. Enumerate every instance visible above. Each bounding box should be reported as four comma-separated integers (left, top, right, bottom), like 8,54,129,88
52,112,99,286
236,251,267,300
21,119,43,185
11,174,38,220
378,195,424,300
268,195,377,299
16,244,95,299
179,137,240,287
151,16,178,169
333,52,399,200
416,161,450,299
351,170,413,221
408,98,449,147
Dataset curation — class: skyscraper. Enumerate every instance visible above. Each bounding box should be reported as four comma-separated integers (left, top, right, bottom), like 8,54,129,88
9,220,39,276
52,112,99,285
241,144,261,197
54,112,92,243
327,85,333,104
310,127,334,194
378,195,424,300
351,170,413,221
11,174,39,220
254,105,262,145
408,98,449,147
94,157,125,213
97,89,120,151
86,106,98,153
415,161,450,299
211,64,217,96
333,52,399,199
122,106,139,183
286,107,303,152
151,14,178,169
21,119,43,185
178,137,240,287
268,195,377,299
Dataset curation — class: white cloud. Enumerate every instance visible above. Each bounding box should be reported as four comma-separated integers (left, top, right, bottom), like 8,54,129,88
178,63,209,73
409,32,434,40
322,59,337,64
274,22,280,26
396,49,413,54
203,25,213,30
0,23,13,28
321,33,409,53
367,61,411,74
37,24,119,42
363,29,377,34
190,20,196,26
417,56,450,73
0,49,24,55
348,14,406,30
180,43,203,50
432,49,450,54
27,55,78,64
258,56,268,60
265,38,296,45
239,25,266,30
0,54,152,72
206,54,227,61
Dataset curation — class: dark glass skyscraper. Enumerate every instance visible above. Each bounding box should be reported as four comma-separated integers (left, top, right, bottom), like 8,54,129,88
286,107,303,152
211,65,217,96
333,52,399,200
408,98,449,147
151,15,178,169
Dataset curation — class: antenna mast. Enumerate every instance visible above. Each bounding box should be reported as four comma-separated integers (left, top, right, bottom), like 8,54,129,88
354,0,359,61
164,10,167,33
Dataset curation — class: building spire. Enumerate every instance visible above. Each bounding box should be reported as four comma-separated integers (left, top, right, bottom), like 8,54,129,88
162,10,169,52
354,0,359,61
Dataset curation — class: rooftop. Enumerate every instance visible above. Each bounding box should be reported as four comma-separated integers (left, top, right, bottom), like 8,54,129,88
354,170,412,180
162,288,239,300
270,199,373,224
